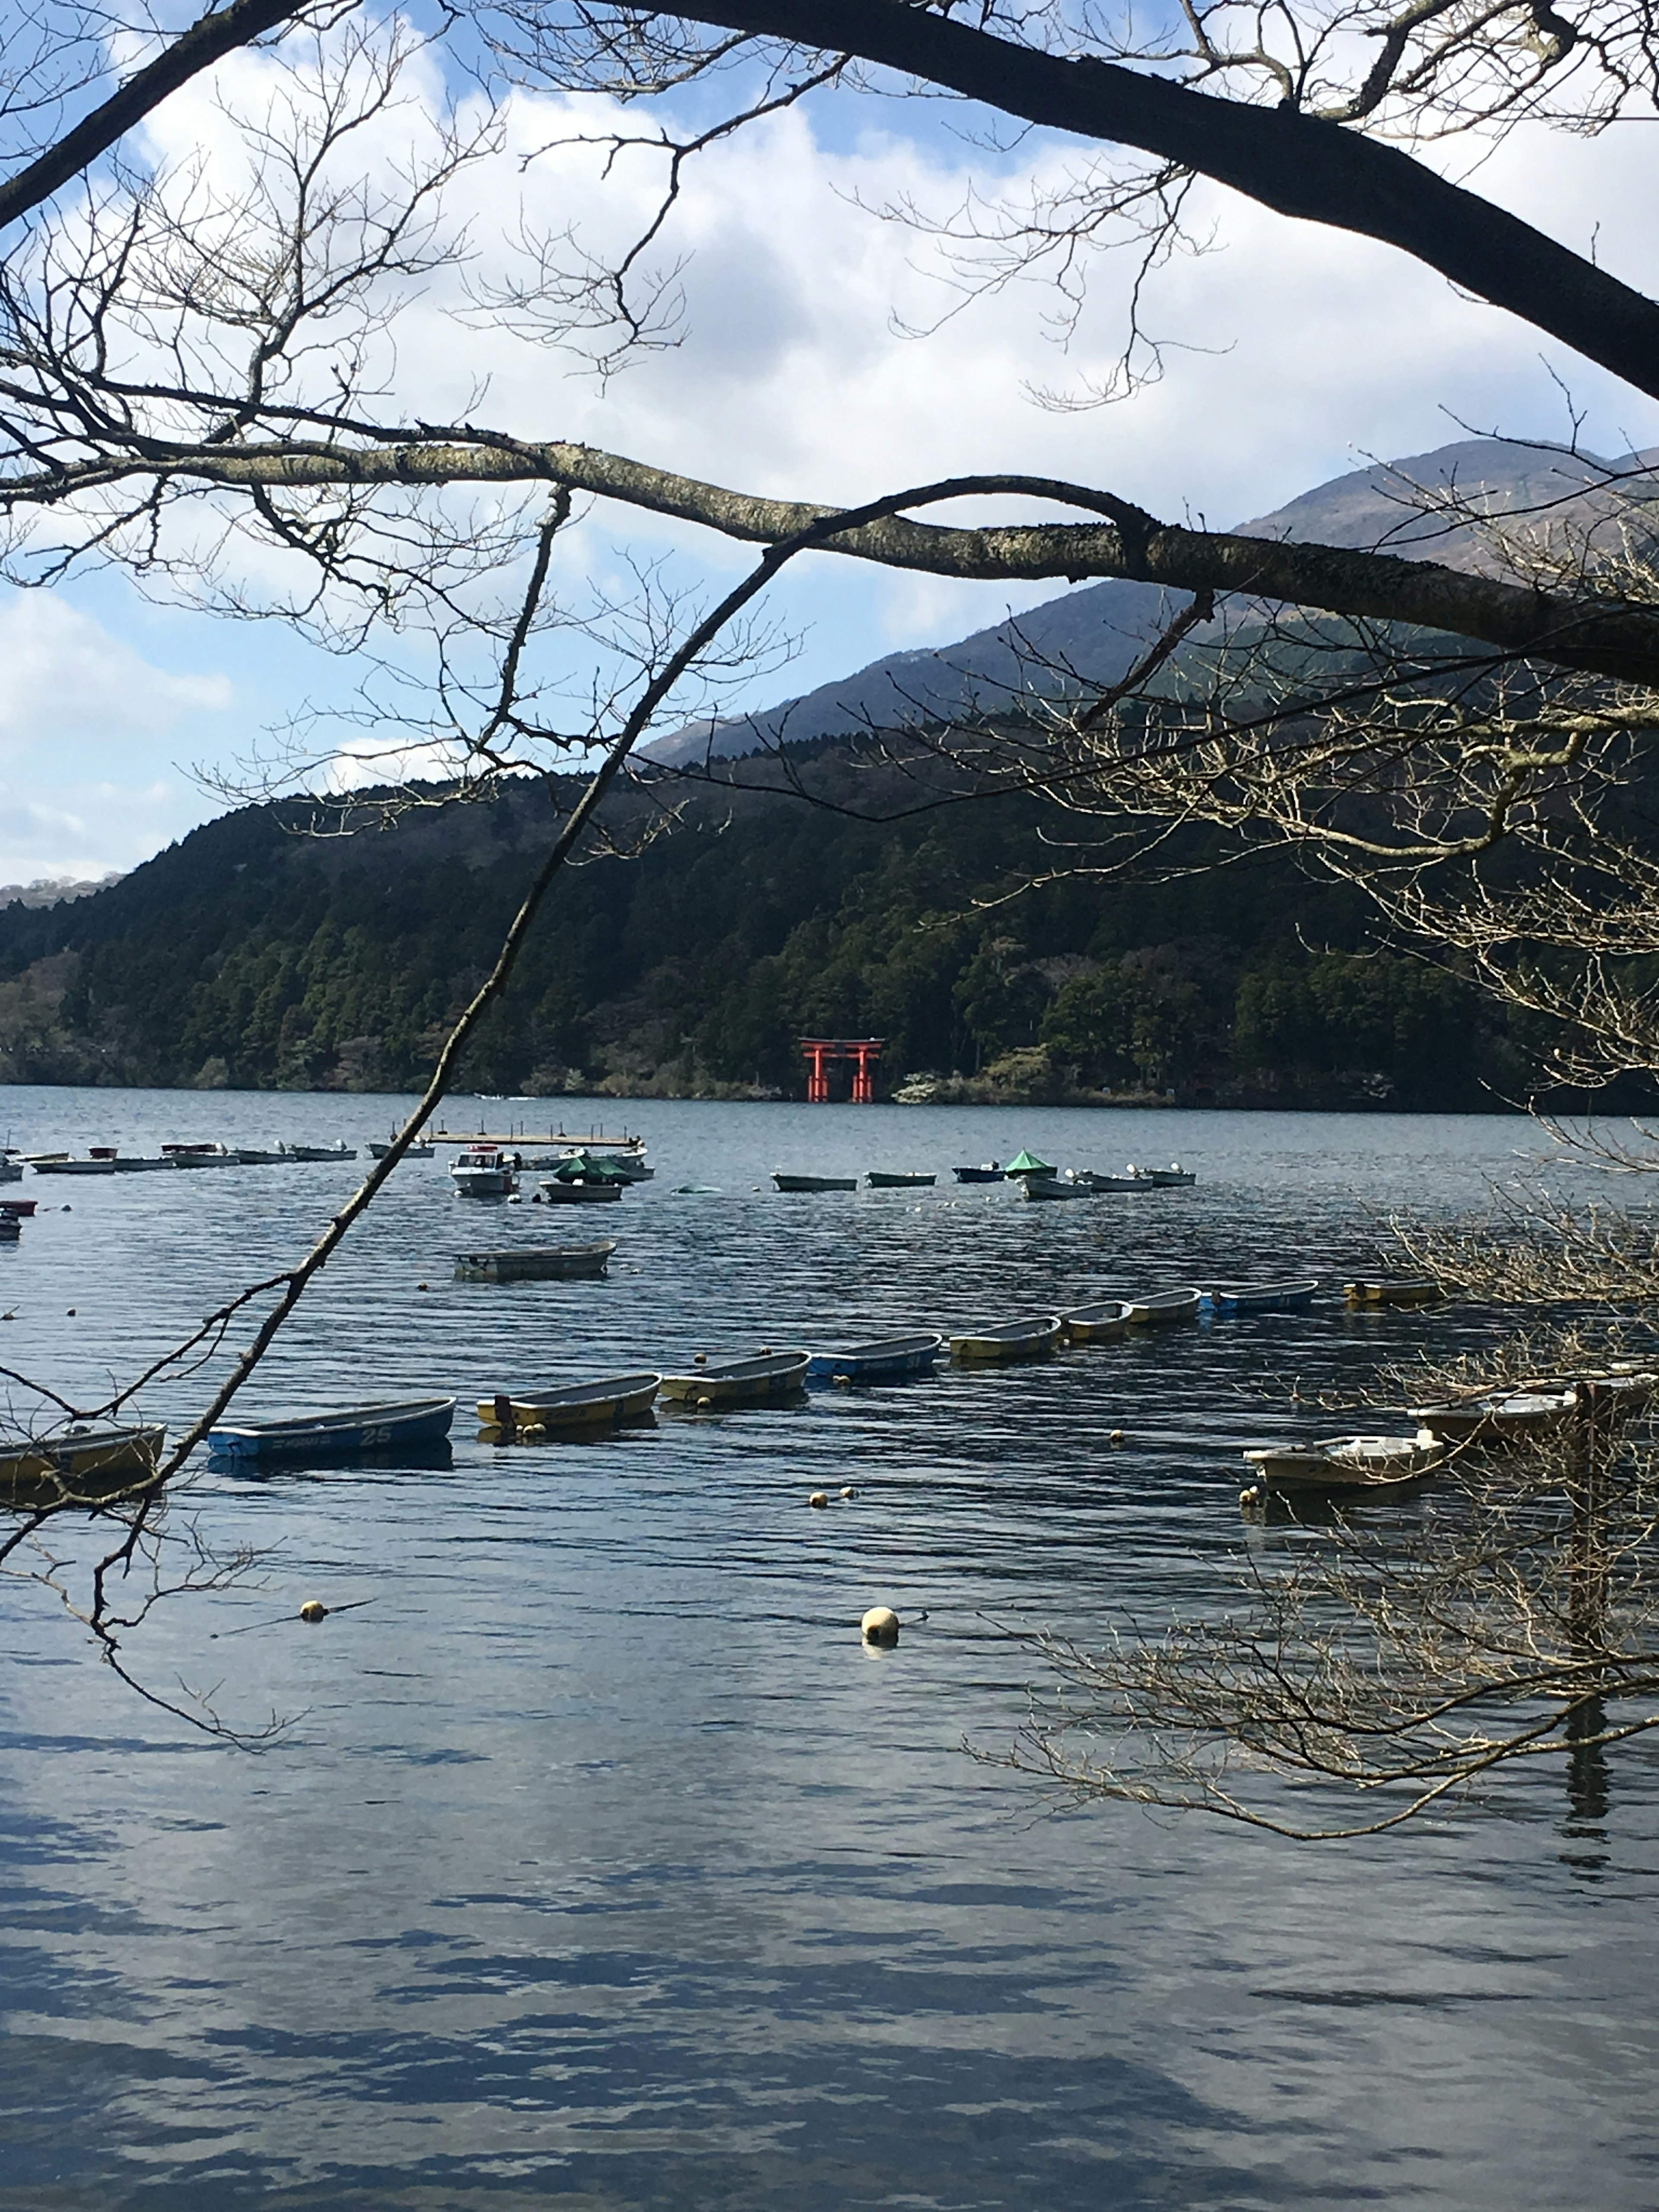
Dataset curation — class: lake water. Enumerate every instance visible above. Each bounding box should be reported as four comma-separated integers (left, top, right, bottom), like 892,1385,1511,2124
2,1092,1656,2209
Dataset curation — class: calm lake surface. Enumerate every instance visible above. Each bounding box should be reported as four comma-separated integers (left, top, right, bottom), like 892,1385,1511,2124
2,1092,1656,2209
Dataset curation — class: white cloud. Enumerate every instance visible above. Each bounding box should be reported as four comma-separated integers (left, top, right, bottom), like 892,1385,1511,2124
0,593,231,753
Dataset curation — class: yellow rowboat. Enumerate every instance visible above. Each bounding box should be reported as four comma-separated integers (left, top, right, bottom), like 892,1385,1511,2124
1344,1278,1444,1306
0,1422,166,1510
1122,1287,1203,1326
950,1316,1063,1362
478,1373,660,1434
658,1351,810,1408
1061,1299,1132,1344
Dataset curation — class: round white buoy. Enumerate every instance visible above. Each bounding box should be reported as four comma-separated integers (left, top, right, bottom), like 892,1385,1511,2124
299,1599,329,1624
1109,1429,1124,1445
809,1490,829,1509
840,1485,857,1500
861,1606,899,1646
693,1351,708,1365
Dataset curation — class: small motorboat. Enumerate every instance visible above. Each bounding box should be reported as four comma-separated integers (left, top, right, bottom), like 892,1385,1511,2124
866,1170,937,1188
478,1373,660,1433
1002,1150,1055,1180
1206,1279,1319,1315
1020,1173,1093,1201
1128,1163,1197,1186
1122,1287,1204,1326
1345,1277,1444,1306
451,1146,518,1197
1070,1170,1141,1191
161,1143,237,1168
454,1242,616,1281
950,1316,1063,1362
772,1173,858,1192
539,1152,629,1202
601,1145,655,1182
0,1214,19,1241
367,1139,436,1160
279,1141,358,1163
0,1198,36,1216
806,1333,946,1383
207,1397,456,1460
234,1147,286,1165
0,1422,167,1509
659,1350,810,1407
1242,1431,1444,1498
953,1163,1004,1183
30,1154,118,1176
110,1154,184,1172
1408,1389,1576,1443
1061,1298,1132,1343
0,1154,21,1184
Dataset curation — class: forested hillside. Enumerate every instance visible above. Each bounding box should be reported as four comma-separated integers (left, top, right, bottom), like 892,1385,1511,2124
0,760,1533,1107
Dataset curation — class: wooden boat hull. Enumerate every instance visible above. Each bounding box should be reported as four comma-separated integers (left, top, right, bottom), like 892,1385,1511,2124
772,1174,858,1192
659,1352,810,1406
1345,1278,1444,1306
1061,1300,1131,1343
806,1333,945,1382
866,1172,937,1188
950,1317,1063,1362
208,1397,456,1460
1208,1281,1319,1315
1122,1288,1203,1326
0,1423,166,1508
479,1373,660,1432
455,1243,616,1282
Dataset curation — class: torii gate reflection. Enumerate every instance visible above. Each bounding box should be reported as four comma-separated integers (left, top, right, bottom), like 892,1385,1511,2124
799,1038,884,1103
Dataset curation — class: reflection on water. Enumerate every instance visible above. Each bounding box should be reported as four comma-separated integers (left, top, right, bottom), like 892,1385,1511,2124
1,1091,1657,2209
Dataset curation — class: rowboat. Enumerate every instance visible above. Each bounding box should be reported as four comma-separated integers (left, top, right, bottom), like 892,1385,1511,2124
1128,1163,1197,1186
1071,1170,1141,1190
866,1170,936,1188
207,1397,457,1460
659,1350,810,1407
1020,1173,1093,1201
0,1422,167,1509
454,1242,616,1281
1243,1431,1444,1497
1122,1287,1204,1325
950,1315,1063,1362
0,1215,18,1241
368,1139,436,1160
162,1143,237,1167
806,1332,945,1383
1061,1298,1132,1343
30,1155,116,1175
279,1141,357,1163
536,1177,624,1204
0,1198,36,1216
478,1372,660,1433
772,1173,857,1192
1206,1279,1320,1315
1408,1389,1576,1442
953,1164,1004,1183
1345,1277,1444,1306
451,1146,518,1196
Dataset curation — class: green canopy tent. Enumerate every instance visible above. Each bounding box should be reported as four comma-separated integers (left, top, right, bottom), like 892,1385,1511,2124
1003,1150,1055,1178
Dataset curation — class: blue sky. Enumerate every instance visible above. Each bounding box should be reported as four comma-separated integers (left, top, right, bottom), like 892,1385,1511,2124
7,38,1658,882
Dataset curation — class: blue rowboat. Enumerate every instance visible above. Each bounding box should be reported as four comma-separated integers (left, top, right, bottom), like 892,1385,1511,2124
208,1396,456,1461
806,1333,945,1384
1206,1280,1319,1316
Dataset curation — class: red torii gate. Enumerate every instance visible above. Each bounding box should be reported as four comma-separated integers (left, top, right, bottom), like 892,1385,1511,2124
800,1037,884,1103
